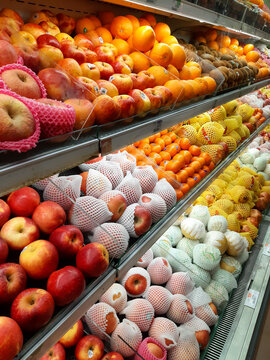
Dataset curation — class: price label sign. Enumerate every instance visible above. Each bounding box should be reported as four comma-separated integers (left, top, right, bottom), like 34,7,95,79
263,243,270,256
244,289,259,309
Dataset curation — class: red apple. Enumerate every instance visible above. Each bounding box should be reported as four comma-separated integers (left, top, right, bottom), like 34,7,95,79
47,266,86,307
94,61,114,80
40,342,66,360
80,62,100,80
93,95,121,125
138,70,156,88
154,85,173,106
37,34,61,48
143,88,163,112
116,54,133,70
250,209,263,223
146,343,164,359
255,197,267,211
11,288,55,332
113,95,136,120
247,216,259,228
76,77,99,102
99,190,127,221
75,335,104,360
195,330,209,350
74,34,94,50
83,48,98,63
21,23,45,39
209,302,218,315
96,79,118,97
0,263,27,304
19,239,59,280
7,187,40,217
109,74,133,95
129,89,151,116
59,319,84,348
130,73,147,90
101,352,124,360
0,238,8,264
38,68,73,101
64,98,95,131
76,243,109,277
38,45,64,69
125,273,148,296
95,45,115,64
260,192,270,203
57,13,76,35
113,60,132,75
0,199,11,228
0,8,24,27
0,217,39,251
32,201,66,234
13,44,39,73
49,225,84,258
60,41,86,64
0,316,23,360
185,299,193,314
0,40,18,66
39,21,60,36
121,205,152,237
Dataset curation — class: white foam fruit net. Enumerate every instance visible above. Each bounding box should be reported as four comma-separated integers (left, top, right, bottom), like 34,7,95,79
176,238,199,259
179,316,210,350
149,317,179,350
151,237,172,258
134,337,167,360
69,196,112,232
168,328,200,360
189,205,211,226
204,280,229,311
180,218,206,240
204,231,228,255
195,303,219,327
100,283,127,314
85,169,112,198
90,223,129,259
220,255,242,278
212,268,237,293
165,248,192,273
147,257,172,285
144,286,174,315
225,231,246,257
116,172,143,205
107,151,136,176
193,244,221,271
163,226,182,246
79,157,104,171
33,173,59,190
132,166,158,193
136,249,154,268
153,179,177,210
186,287,212,309
207,215,228,233
120,299,155,332
85,302,119,340
138,193,167,223
111,319,142,358
167,294,194,324
97,160,124,189
187,264,211,289
43,175,81,210
121,267,151,298
165,272,194,296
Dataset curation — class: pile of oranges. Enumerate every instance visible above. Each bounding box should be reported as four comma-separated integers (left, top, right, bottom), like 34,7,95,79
125,129,215,200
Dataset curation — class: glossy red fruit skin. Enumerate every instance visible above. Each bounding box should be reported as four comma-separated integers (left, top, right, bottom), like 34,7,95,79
7,187,40,217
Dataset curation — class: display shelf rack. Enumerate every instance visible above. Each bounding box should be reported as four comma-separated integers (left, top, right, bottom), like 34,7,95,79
99,78,270,155
99,0,270,41
15,266,116,360
116,118,270,277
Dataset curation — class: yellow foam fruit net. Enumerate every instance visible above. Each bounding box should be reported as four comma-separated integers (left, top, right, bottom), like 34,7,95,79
241,220,258,240
220,193,234,201
208,205,228,218
218,173,232,183
176,125,197,144
209,106,227,122
233,174,256,190
220,136,237,153
194,196,208,206
228,130,241,144
240,232,254,250
234,203,251,218
197,122,225,145
236,125,247,140
227,185,252,203
202,191,217,206
224,116,241,133
256,174,266,186
241,166,258,176
214,199,235,214
207,184,224,198
242,125,250,138
227,213,241,232
223,169,238,180
212,179,228,189
200,144,225,164
261,186,270,194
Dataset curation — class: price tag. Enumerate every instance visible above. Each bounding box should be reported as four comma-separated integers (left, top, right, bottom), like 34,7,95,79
263,243,270,256
244,289,259,309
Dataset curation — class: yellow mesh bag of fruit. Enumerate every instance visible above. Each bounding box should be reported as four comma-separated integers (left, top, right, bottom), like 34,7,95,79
242,124,250,138
194,196,208,206
241,167,257,176
200,144,225,164
202,191,217,206
224,116,240,133
220,136,237,153
209,106,226,122
175,125,197,144
214,199,235,214
256,174,265,186
228,130,241,144
207,184,223,198
212,179,228,189
241,220,258,240
235,174,256,191
227,186,252,203
236,125,247,140
191,123,201,132
197,122,225,145
220,193,233,201
231,160,241,170
227,213,241,232
240,232,254,250
261,186,270,194
234,203,251,218
218,173,232,183
208,205,228,218
223,169,238,180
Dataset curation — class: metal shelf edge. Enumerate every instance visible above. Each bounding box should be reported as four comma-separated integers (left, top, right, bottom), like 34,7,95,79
117,118,270,277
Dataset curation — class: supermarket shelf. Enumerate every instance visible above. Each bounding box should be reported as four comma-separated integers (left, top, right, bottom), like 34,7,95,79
116,118,270,277
0,136,99,197
99,0,270,40
16,266,116,360
99,78,270,155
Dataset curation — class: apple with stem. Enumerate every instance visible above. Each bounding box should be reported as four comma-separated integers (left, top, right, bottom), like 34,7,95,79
40,342,66,360
49,225,84,258
76,243,109,278
0,263,27,304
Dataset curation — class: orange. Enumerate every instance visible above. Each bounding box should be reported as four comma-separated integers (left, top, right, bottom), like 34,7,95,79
149,43,173,67
160,151,171,160
155,137,166,149
129,51,150,72
76,18,96,34
96,26,113,43
167,132,177,141
190,160,201,172
189,80,202,97
175,189,184,201
209,161,215,170
195,157,205,167
166,160,182,173
180,137,191,150
126,15,140,31
164,80,185,103
150,143,162,153
179,150,192,164
133,26,156,52
181,183,190,194
217,35,231,48
163,35,178,45
195,35,207,43
203,76,216,94
231,38,239,46
139,138,150,146
161,135,172,145
148,134,156,142
170,44,186,70
176,169,188,183
189,66,201,79
167,64,180,79
110,16,133,40
189,145,201,156
87,15,102,28
243,44,254,54
160,129,168,135
246,51,260,62
141,14,157,27
194,78,208,95
154,23,171,42
208,41,219,50
85,30,103,46
141,144,151,155
219,47,230,54
165,143,180,157
98,11,114,25
193,173,201,184
202,165,210,174
237,46,244,56
186,61,201,69
229,44,238,52
162,171,177,187
199,169,207,179
155,167,165,180
205,29,217,41
149,152,162,164
139,18,151,26
187,177,195,189
200,152,211,165
127,35,134,52
185,166,195,177
179,65,191,80
182,80,195,100
148,65,171,85
112,38,130,55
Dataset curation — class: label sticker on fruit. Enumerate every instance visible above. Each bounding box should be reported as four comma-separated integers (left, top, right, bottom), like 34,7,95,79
99,36,104,44
94,86,99,93
100,87,107,95
109,75,114,82
244,289,259,309
140,92,147,100
88,349,94,358
88,63,95,69
263,243,270,256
